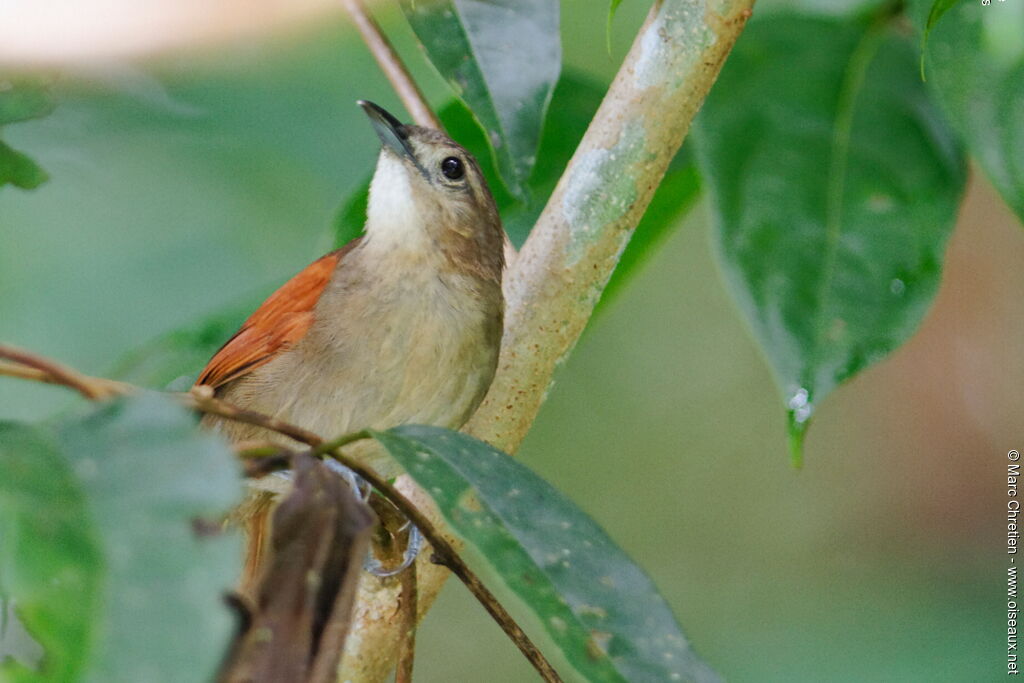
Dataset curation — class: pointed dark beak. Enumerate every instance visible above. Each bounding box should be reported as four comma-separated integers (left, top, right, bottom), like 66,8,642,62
358,100,416,162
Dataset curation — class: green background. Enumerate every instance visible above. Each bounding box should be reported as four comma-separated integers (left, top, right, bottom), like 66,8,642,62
1,1,1018,680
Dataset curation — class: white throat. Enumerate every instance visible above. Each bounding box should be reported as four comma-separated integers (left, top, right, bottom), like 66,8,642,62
364,151,429,252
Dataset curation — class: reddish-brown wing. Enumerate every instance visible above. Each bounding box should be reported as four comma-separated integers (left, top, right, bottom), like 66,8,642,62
196,240,359,389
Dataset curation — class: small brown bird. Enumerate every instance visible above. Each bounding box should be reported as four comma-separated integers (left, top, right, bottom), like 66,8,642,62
198,101,505,587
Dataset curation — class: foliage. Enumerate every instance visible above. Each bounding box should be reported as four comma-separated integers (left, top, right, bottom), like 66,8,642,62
372,425,719,683
693,13,966,462
0,394,241,682
398,0,561,199
0,80,53,190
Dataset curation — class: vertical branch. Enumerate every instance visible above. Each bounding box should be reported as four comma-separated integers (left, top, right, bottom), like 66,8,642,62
339,0,443,130
337,0,755,679
466,0,755,452
393,564,417,683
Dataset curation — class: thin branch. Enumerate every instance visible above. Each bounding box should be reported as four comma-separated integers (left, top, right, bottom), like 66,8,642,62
394,561,417,683
0,347,562,683
186,386,325,447
0,344,126,400
320,456,561,682
340,0,442,130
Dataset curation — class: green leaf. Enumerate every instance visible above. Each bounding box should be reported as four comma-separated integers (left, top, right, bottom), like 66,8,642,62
1,394,243,681
0,423,102,682
399,0,561,199
919,0,961,79
607,0,625,52
0,80,55,191
0,141,49,190
693,16,966,463
370,425,720,683
0,82,55,125
914,0,1024,223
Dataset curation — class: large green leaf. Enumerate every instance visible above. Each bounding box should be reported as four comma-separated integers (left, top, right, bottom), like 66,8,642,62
0,394,243,681
914,0,1024,223
370,425,720,683
0,423,101,682
693,16,966,463
399,0,561,199
0,80,54,190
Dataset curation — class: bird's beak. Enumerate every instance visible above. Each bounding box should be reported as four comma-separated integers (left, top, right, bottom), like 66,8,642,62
358,100,416,162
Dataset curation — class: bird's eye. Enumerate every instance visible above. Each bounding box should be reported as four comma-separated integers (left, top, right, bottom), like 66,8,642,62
441,156,465,180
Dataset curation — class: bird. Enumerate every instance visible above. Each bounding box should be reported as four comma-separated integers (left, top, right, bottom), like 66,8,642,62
196,100,505,591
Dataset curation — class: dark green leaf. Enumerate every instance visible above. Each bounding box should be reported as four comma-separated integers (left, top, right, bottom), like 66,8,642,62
0,423,102,682
0,141,49,190
399,0,561,199
694,16,966,463
0,81,55,191
914,0,1024,223
371,425,720,683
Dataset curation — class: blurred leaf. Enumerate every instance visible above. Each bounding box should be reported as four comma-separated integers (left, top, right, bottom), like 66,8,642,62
58,394,242,681
0,82,55,125
0,80,55,190
919,0,961,79
399,0,561,199
371,425,721,683
694,16,966,463
0,395,242,682
914,0,1024,223
0,423,101,682
0,142,48,190
108,304,251,390
607,0,625,52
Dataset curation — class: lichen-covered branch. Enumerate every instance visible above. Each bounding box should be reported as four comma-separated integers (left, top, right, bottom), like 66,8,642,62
342,0,755,679
466,0,754,452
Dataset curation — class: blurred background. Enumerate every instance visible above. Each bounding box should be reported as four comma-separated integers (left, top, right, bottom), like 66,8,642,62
0,0,1018,680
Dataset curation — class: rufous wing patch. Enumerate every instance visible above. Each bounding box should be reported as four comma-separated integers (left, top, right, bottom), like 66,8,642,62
196,240,359,389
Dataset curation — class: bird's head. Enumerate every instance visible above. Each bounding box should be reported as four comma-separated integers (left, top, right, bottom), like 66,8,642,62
358,100,504,279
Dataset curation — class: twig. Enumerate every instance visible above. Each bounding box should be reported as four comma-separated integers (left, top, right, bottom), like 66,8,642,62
0,346,561,683
186,386,325,447
394,555,417,683
0,344,126,400
340,0,442,130
315,448,562,683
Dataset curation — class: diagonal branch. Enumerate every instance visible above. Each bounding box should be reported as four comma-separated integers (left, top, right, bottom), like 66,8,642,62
466,0,755,452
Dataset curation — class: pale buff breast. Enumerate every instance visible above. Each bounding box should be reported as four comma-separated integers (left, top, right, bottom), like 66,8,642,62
208,243,502,455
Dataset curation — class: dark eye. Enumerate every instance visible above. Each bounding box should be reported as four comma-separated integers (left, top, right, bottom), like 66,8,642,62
441,156,464,180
